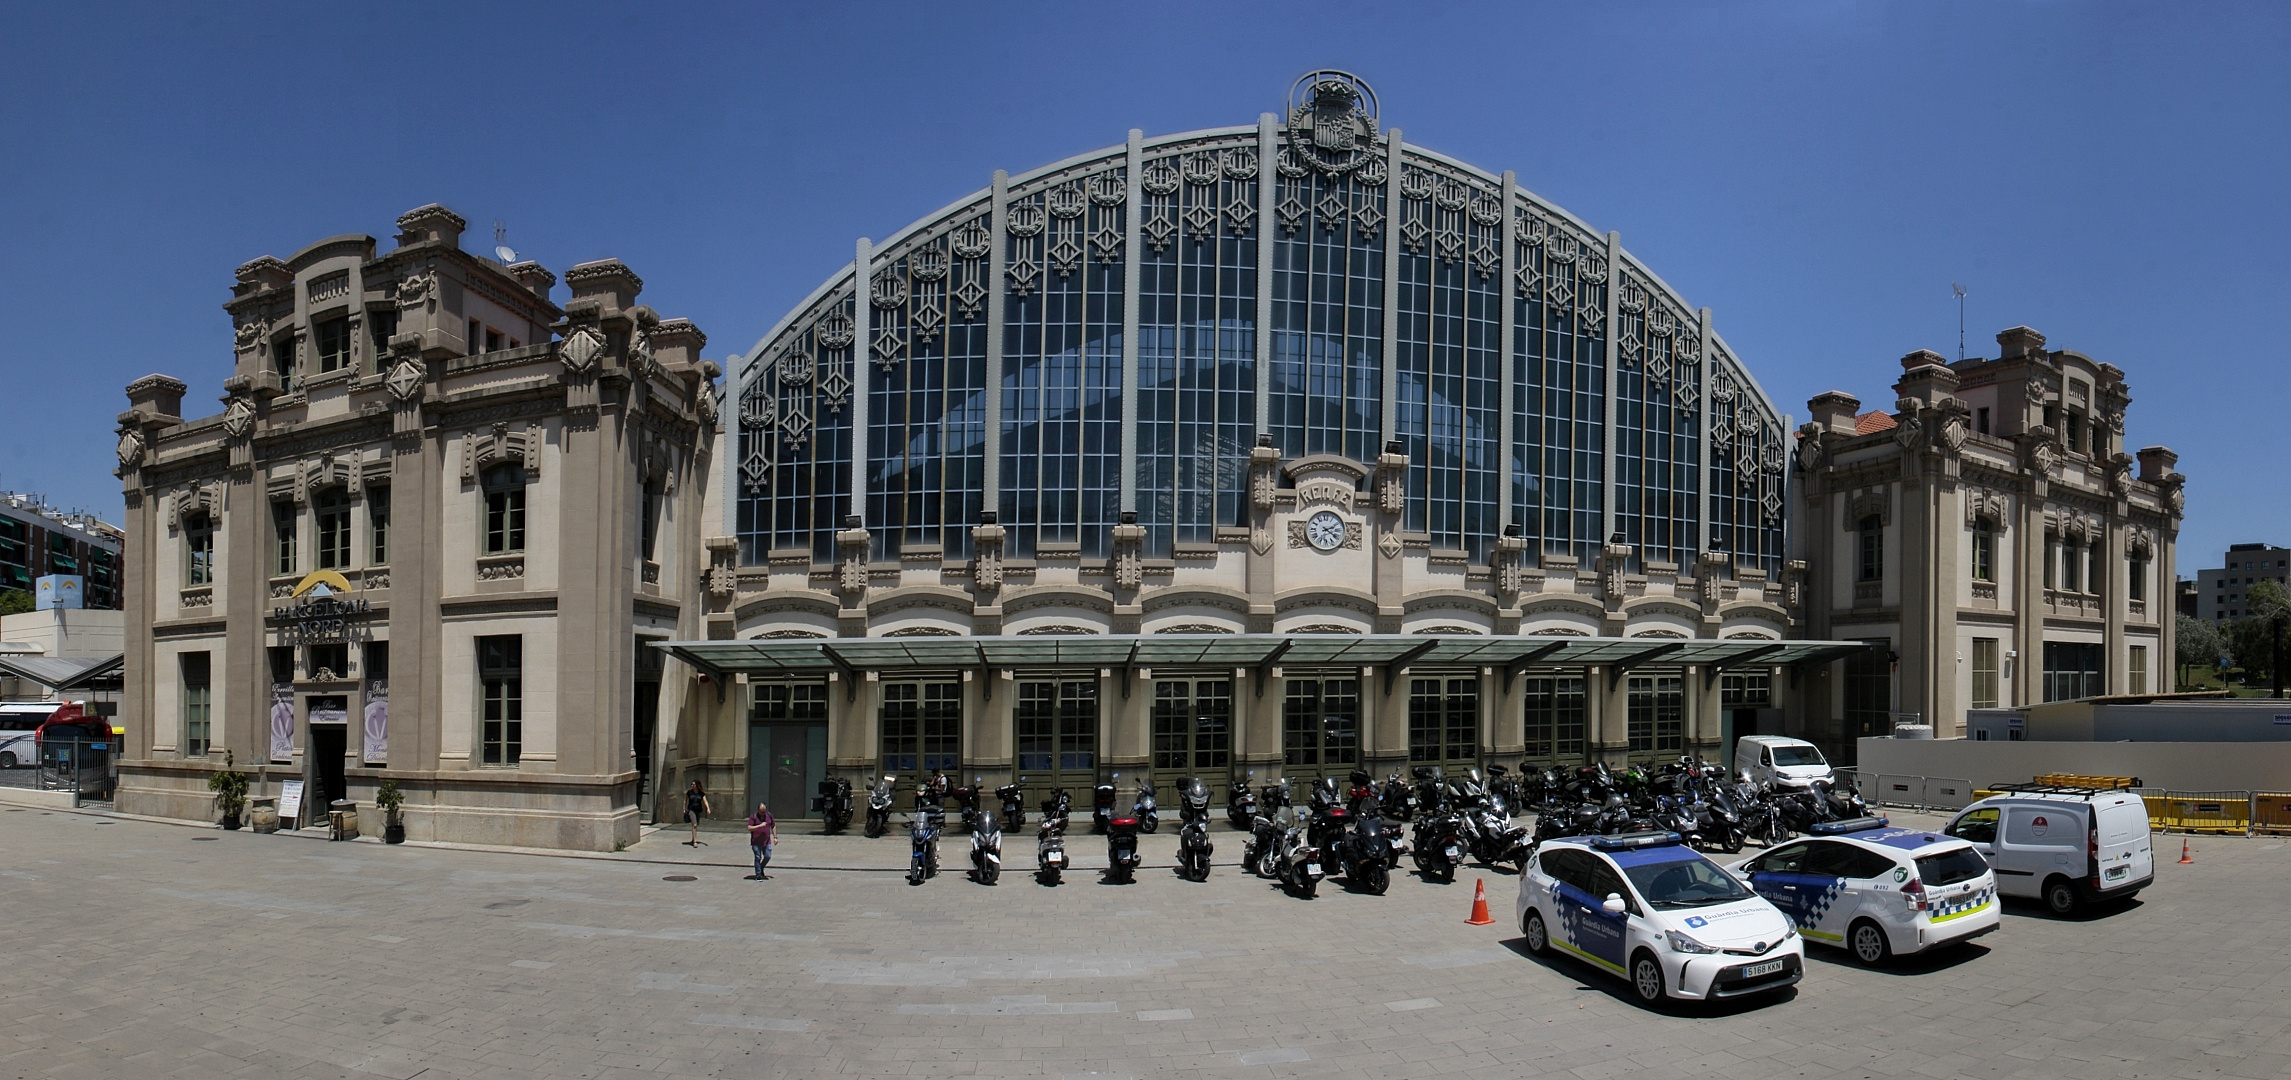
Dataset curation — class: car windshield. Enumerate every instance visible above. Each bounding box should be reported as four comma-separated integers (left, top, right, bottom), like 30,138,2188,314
1915,847,1990,887
1770,745,1827,767
1623,856,1755,909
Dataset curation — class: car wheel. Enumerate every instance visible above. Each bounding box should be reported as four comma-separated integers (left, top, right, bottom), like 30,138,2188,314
1849,919,1892,966
1630,950,1667,1005
2043,876,2081,917
1523,908,1550,955
0,752,14,769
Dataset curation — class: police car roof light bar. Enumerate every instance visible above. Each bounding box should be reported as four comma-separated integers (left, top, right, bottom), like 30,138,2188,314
1808,815,1891,835
1586,830,1683,851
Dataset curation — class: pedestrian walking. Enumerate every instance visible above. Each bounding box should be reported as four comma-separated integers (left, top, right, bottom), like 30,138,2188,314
747,803,776,880
683,780,710,846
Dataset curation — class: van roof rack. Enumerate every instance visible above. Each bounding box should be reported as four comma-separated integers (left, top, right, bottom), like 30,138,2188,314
1985,783,2113,797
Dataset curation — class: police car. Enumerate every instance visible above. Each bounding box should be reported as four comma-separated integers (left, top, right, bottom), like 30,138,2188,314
1517,831,1804,1006
1729,816,1999,966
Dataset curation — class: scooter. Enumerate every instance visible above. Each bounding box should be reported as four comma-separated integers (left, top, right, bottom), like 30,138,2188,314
1093,775,1118,834
996,780,1026,830
1332,812,1397,895
1036,789,1069,885
864,775,897,838
1378,771,1415,822
1105,812,1143,884
953,777,984,835
969,809,1003,886
1134,776,1161,834
1275,809,1324,899
1346,769,1378,815
1244,778,1293,878
1174,777,1214,882
811,776,854,833
907,804,942,886
1226,771,1260,831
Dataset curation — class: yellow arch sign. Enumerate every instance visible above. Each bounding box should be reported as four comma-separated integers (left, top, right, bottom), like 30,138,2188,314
289,570,356,598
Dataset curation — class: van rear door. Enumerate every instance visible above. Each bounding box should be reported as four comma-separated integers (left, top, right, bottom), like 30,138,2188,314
2093,796,2153,892
1997,804,2080,895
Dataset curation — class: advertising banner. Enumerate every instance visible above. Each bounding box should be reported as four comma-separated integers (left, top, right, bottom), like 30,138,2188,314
34,575,83,610
269,684,295,763
363,679,389,764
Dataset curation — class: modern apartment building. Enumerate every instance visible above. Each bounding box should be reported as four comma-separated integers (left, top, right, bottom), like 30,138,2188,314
0,493,123,609
2194,543,2290,622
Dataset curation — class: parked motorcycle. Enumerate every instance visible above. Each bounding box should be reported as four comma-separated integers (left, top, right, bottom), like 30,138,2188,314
1332,812,1398,895
1452,768,1529,871
907,804,943,886
1175,776,1214,882
1036,786,1071,885
1244,778,1294,878
1134,776,1161,834
1104,812,1144,884
1226,770,1260,831
997,780,1026,830
1410,805,1466,884
1093,775,1118,834
1274,809,1324,899
969,809,1003,885
1306,777,1353,853
1346,769,1379,815
1378,770,1416,822
953,777,984,835
864,775,897,838
811,776,854,833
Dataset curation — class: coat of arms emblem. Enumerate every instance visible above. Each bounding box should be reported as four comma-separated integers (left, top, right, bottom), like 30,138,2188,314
1286,70,1379,174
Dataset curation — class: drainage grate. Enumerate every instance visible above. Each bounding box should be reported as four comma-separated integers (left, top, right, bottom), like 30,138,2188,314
663,874,698,882
192,836,219,841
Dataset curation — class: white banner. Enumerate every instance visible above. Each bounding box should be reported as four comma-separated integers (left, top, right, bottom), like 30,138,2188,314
268,684,295,763
363,679,389,764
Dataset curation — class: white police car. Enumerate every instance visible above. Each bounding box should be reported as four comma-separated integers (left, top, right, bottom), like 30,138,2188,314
1730,816,1999,966
1517,831,1803,1005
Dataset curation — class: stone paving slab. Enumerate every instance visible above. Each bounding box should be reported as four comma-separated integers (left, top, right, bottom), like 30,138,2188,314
4,805,2289,1079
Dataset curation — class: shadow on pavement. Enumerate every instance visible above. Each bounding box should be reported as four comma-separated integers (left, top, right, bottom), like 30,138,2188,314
1498,937,1797,1016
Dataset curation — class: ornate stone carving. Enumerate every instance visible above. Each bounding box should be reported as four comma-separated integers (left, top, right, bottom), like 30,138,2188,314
1378,530,1401,558
179,588,213,608
1286,71,1379,175
1017,624,1101,636
560,327,605,374
837,523,870,596
1599,537,1632,608
171,481,220,532
222,398,256,439
461,421,543,483
1782,560,1808,609
1795,426,1824,472
1696,550,1730,612
2028,439,2058,476
1964,488,2010,530
1892,412,1923,451
1939,414,1968,451
395,271,435,311
1844,490,1891,529
476,556,526,581
1493,532,1528,598
1112,518,1146,590
707,564,736,598
971,520,1005,593
116,428,144,467
234,319,266,350
384,357,425,402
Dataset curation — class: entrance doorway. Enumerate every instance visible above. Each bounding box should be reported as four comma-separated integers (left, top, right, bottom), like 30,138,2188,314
1407,676,1481,780
880,682,962,805
635,637,662,821
750,684,828,819
1521,676,1589,772
1149,678,1233,807
1016,679,1098,800
1281,677,1360,789
306,700,348,826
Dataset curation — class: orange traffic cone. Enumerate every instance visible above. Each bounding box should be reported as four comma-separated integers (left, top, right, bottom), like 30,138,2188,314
1466,878,1495,925
2178,838,2193,865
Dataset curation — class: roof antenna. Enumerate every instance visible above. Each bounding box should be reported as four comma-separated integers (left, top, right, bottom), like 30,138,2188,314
1951,281,1966,362
494,220,518,265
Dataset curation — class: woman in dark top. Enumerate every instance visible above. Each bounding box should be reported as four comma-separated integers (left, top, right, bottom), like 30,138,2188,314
683,780,710,846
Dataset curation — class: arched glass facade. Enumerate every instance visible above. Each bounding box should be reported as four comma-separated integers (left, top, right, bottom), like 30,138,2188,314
732,77,1787,572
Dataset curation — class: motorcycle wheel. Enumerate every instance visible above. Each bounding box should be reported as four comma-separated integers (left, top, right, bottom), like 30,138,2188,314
866,814,885,839
981,862,999,886
1142,816,1159,835
1257,845,1281,879
1295,875,1317,899
1360,862,1389,896
1719,828,1744,855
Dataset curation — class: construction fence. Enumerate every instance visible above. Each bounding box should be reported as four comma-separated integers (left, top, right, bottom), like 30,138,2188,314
1834,770,2291,836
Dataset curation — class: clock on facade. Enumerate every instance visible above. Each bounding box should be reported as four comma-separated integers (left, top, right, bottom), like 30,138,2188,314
1305,510,1345,552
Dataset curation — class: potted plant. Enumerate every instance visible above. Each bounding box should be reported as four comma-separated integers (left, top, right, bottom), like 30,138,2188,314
375,778,406,844
207,751,249,831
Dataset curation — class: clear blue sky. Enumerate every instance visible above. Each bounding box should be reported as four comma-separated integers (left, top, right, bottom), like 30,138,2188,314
3,2,2283,573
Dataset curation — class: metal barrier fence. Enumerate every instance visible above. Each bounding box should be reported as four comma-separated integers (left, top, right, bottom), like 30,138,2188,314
2131,788,2266,835
2252,793,2291,836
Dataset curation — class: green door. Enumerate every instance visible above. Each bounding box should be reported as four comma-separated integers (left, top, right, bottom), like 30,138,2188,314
1407,675,1481,780
1281,677,1360,790
1014,679,1097,801
1149,678,1235,809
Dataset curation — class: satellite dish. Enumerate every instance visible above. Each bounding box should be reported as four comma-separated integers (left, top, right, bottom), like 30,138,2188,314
493,219,519,264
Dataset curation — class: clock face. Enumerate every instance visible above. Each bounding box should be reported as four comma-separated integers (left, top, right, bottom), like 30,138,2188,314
1305,510,1345,552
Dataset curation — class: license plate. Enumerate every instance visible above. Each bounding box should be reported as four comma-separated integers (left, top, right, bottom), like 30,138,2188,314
1743,959,1784,978
2105,865,2127,880
1306,863,1321,875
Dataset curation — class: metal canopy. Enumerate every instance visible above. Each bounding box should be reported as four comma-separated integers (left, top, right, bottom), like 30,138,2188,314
653,635,1868,682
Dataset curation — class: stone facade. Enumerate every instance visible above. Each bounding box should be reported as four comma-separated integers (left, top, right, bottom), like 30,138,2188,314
1792,327,2183,759
113,204,717,850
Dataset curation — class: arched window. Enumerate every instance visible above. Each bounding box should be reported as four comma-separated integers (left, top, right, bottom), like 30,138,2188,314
184,512,215,587
314,488,352,570
482,463,527,554
1857,515,1883,582
1971,518,1997,583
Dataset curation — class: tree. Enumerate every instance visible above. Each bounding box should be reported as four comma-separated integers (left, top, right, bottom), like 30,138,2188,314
2249,581,2291,699
2176,615,2225,690
0,589,32,616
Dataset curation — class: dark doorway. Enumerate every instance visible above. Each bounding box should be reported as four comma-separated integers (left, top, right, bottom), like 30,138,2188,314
748,722,824,822
308,720,347,817
634,637,663,821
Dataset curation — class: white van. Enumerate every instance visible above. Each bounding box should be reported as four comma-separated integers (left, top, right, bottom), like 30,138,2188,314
1736,736,1833,790
1942,786,2154,916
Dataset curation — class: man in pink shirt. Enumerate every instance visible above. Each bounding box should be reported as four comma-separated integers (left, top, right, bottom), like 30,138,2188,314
746,803,776,880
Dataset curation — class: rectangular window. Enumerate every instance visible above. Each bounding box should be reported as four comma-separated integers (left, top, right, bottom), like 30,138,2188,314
2128,557,2145,603
1282,678,1359,770
272,500,297,576
315,490,351,570
1975,407,1990,435
1523,676,1587,762
1845,641,1894,742
1972,521,1996,583
308,642,348,681
181,652,212,756
2044,539,2057,589
468,318,483,355
879,682,961,775
1626,676,1684,755
1858,517,1883,582
485,327,503,353
1971,638,2000,710
367,309,398,371
315,316,351,374
1720,672,1771,710
478,635,523,765
1150,679,1231,772
184,513,215,587
274,333,297,393
368,486,390,566
1407,677,1478,765
2065,413,2083,453
482,465,527,554
2129,645,2148,695
1016,679,1097,777
2042,641,2104,702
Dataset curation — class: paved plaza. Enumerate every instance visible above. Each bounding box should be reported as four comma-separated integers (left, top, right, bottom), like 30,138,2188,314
4,807,2289,1080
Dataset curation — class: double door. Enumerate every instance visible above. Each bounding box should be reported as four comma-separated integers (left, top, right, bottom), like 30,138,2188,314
880,682,962,805
1281,677,1359,792
1150,678,1234,809
1407,676,1482,781
753,683,829,821
1015,679,1098,801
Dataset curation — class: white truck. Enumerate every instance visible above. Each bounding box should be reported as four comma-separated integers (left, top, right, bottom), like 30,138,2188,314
1735,735,1834,790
